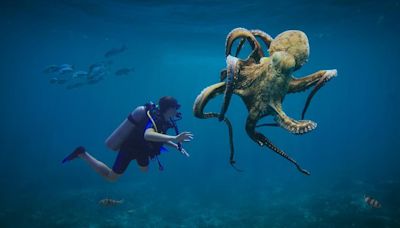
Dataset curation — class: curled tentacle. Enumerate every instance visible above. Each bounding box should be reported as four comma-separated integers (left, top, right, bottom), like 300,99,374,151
301,73,331,120
251,29,273,49
269,103,317,135
225,28,262,62
193,82,225,119
235,29,274,58
274,116,317,135
193,82,242,171
218,55,239,121
235,38,246,57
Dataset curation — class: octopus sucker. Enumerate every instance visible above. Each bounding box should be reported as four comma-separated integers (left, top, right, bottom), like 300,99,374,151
193,27,337,175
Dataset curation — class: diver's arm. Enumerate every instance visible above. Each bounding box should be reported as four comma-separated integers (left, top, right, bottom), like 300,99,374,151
165,141,179,149
144,128,194,143
165,140,190,157
144,128,174,142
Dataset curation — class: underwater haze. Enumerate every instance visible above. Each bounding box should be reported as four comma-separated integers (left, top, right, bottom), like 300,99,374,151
1,0,400,227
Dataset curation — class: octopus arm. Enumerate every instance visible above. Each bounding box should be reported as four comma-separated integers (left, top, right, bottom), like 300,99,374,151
193,82,225,119
288,70,327,93
234,29,273,58
218,55,240,121
269,103,317,135
245,112,310,175
289,70,337,119
193,82,242,171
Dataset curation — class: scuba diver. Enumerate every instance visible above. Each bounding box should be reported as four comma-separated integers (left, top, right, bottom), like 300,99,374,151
62,96,193,181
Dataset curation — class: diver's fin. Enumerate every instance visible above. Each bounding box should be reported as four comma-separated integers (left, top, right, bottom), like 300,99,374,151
62,146,85,164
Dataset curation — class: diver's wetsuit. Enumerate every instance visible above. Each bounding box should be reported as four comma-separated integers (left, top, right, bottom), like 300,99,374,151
112,108,172,174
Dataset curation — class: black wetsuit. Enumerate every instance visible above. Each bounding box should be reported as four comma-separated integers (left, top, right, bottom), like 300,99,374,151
112,109,172,174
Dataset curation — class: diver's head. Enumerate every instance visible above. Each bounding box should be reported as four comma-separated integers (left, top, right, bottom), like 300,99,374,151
158,96,181,120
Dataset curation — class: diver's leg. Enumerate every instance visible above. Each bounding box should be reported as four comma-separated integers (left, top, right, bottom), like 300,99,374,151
107,150,136,181
139,166,149,172
106,170,121,182
79,152,120,182
136,152,149,172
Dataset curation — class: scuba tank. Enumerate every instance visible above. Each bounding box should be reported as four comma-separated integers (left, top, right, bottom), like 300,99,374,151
105,102,156,151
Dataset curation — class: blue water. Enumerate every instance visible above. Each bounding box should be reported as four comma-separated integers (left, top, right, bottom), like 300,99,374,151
1,0,400,227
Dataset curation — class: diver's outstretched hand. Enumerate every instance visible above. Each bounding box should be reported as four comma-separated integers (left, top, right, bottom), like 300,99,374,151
173,131,194,144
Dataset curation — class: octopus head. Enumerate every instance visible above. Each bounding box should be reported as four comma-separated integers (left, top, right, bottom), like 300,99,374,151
269,30,310,70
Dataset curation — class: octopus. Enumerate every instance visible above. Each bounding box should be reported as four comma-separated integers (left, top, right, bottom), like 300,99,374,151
193,28,337,175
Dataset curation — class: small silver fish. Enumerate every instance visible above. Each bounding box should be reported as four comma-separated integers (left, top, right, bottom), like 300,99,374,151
105,45,127,58
72,70,88,79
364,195,381,208
58,67,74,75
98,198,124,207
88,63,107,79
59,64,73,69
